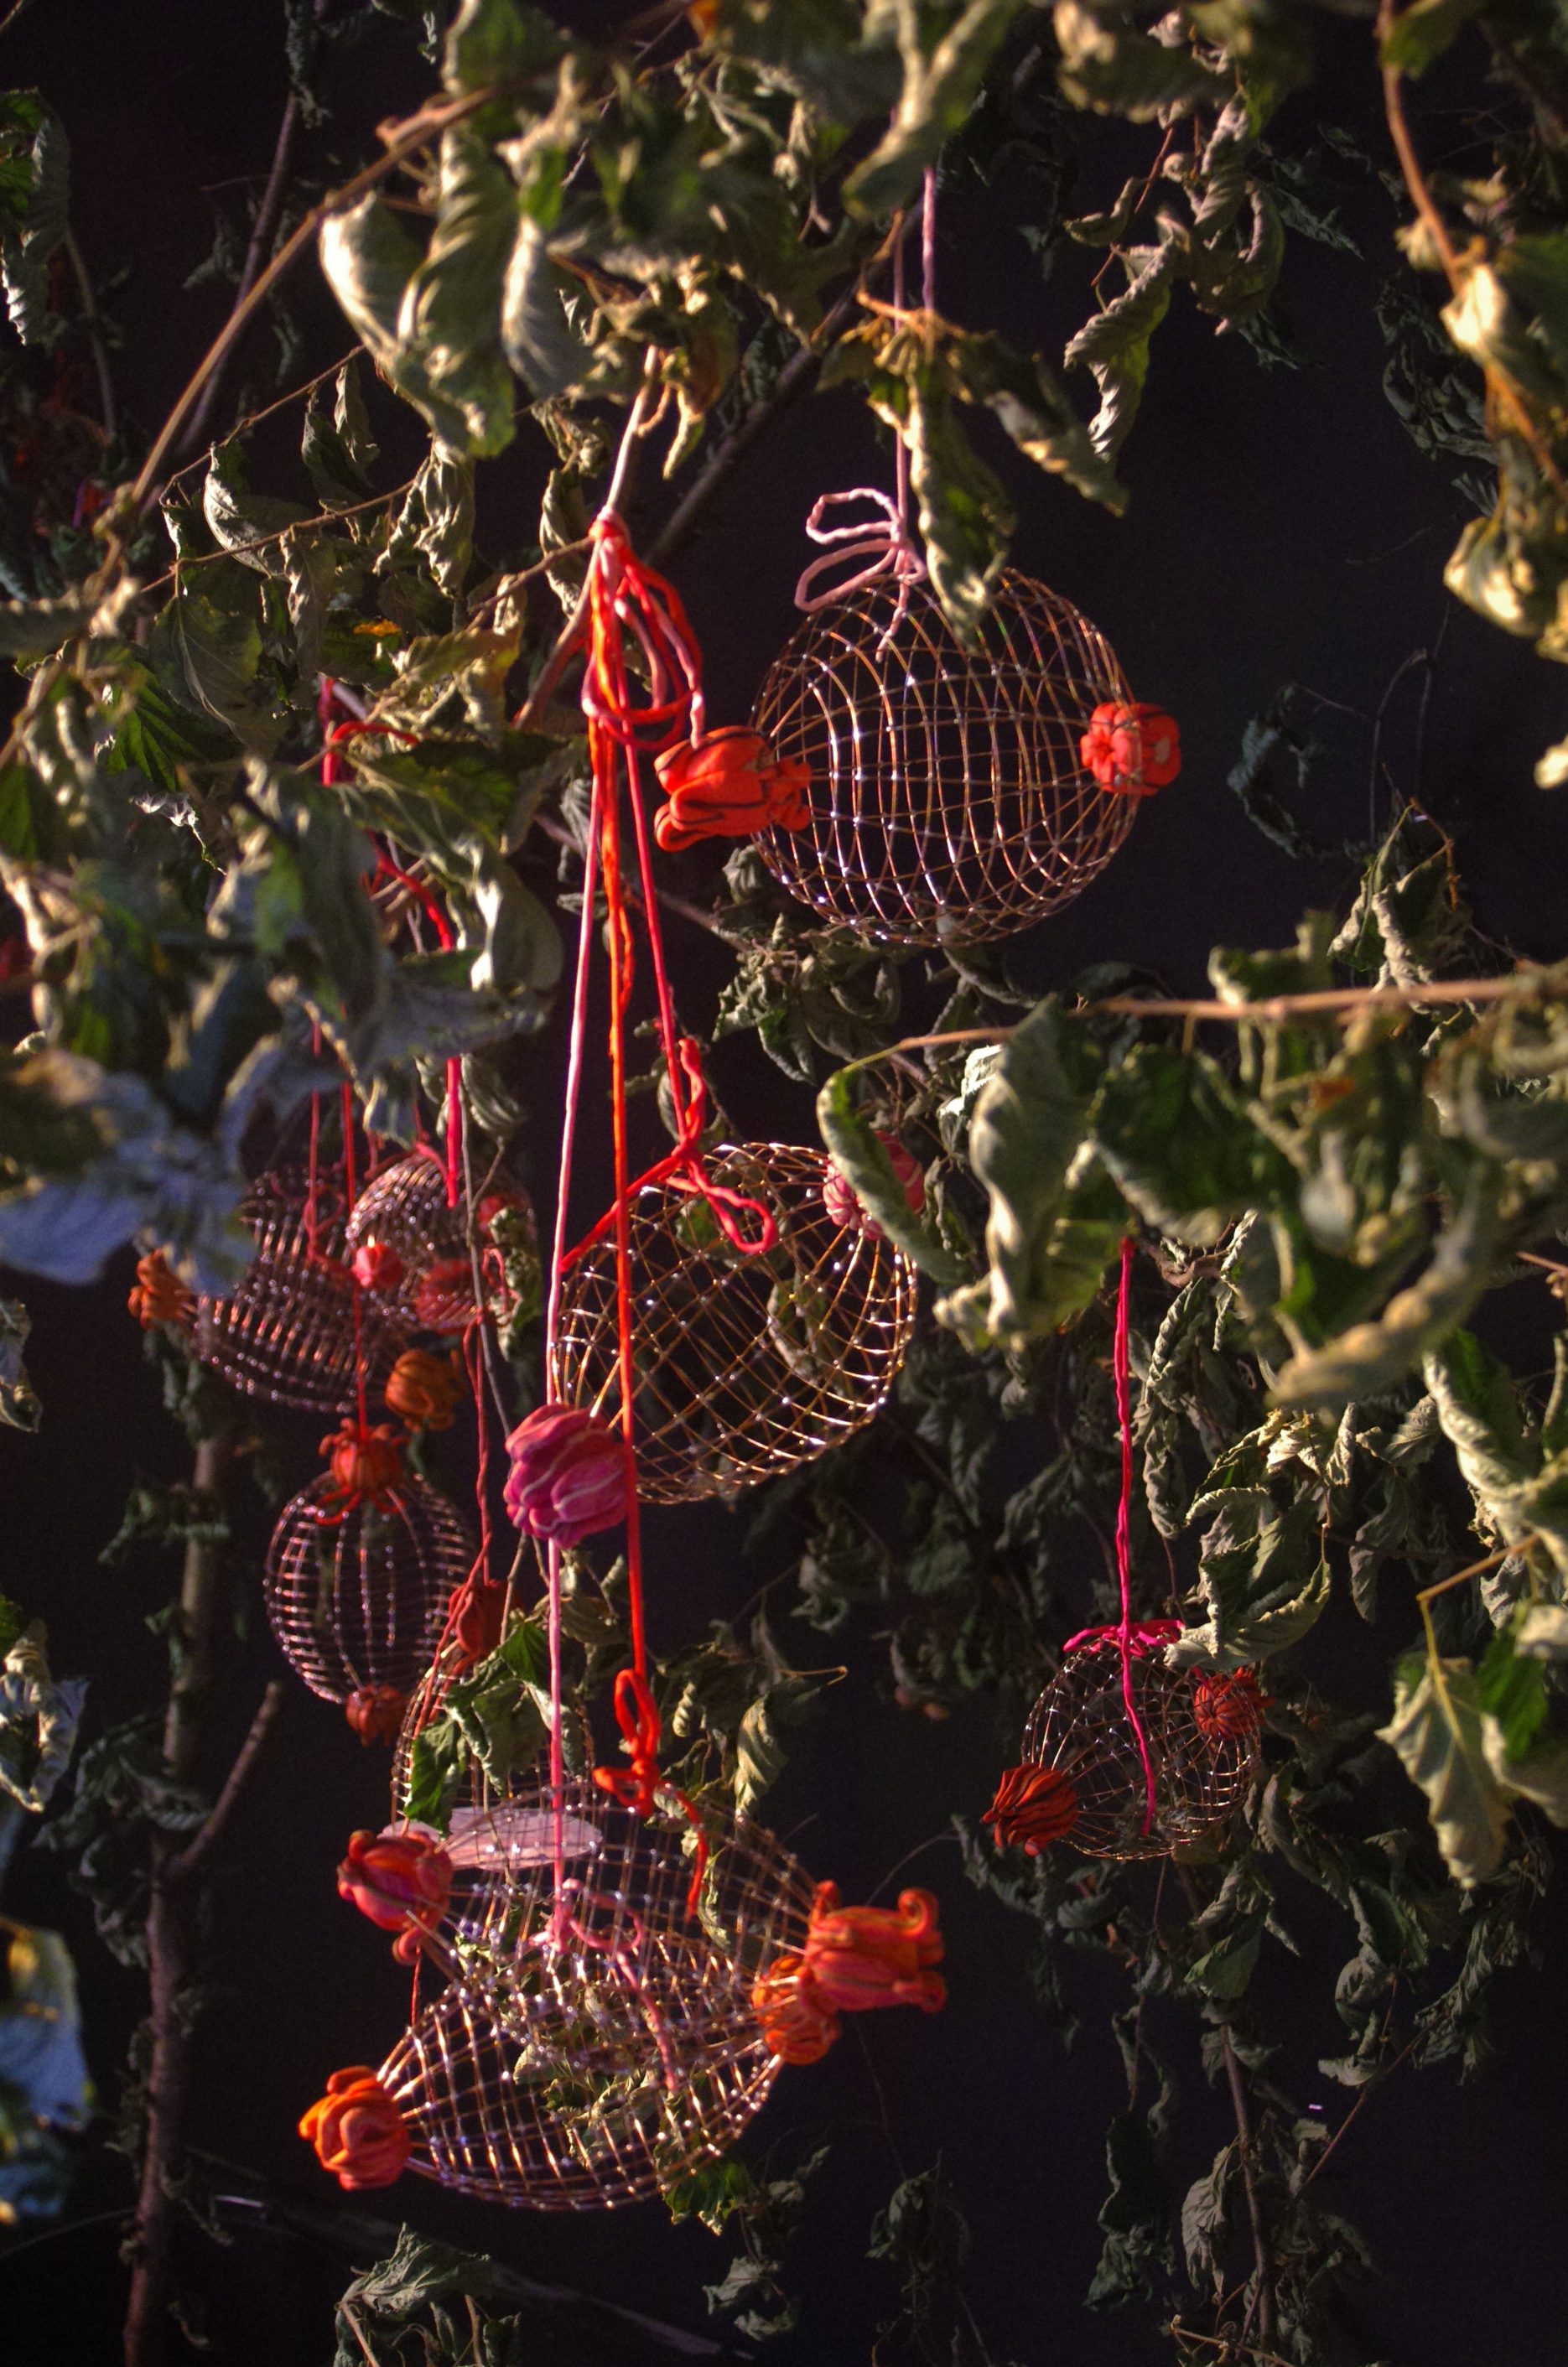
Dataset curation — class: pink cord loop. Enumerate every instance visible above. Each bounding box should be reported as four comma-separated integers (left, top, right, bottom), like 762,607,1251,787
793,489,927,614
560,1036,779,1269
583,511,705,753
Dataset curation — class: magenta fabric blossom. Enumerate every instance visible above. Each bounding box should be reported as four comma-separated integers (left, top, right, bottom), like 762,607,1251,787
821,1135,926,1239
503,1403,627,1546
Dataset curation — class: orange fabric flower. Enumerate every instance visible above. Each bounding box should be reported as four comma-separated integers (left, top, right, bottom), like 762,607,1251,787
652,728,811,853
1192,1669,1266,1742
1080,702,1181,797
385,1348,464,1432
752,1950,839,2065
127,1250,195,1332
338,1827,452,1964
299,2067,409,2190
983,1762,1079,1856
345,1684,406,1745
352,1238,405,1294
800,1883,945,2017
319,1420,406,1513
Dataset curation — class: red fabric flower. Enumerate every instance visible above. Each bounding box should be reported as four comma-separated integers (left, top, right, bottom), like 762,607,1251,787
503,1403,626,1547
319,1420,406,1513
652,728,812,853
447,1576,506,1674
1080,702,1181,797
337,1827,453,1964
385,1347,464,1432
752,1949,840,2065
345,1684,406,1745
352,1238,404,1293
982,1762,1079,1856
820,1136,926,1239
299,2067,409,2190
1192,1669,1266,1742
127,1250,195,1332
800,1883,945,2017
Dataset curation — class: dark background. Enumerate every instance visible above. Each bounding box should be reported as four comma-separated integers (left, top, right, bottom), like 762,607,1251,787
2,5,1567,2364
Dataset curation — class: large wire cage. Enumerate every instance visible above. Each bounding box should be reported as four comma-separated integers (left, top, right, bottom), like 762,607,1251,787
1021,1642,1262,1861
346,1149,539,1339
380,1783,815,2209
195,1169,400,1413
549,1142,917,1503
264,1469,472,1705
751,572,1138,947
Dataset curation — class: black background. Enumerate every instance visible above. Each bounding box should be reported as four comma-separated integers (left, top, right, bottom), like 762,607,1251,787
2,5,1567,2364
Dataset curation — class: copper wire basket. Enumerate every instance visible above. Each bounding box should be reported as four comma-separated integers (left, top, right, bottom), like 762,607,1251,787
264,1470,472,1705
380,1783,814,2209
549,1143,917,1503
346,1150,539,1338
751,572,1137,947
391,1633,591,1828
1022,1643,1260,1861
195,1170,400,1413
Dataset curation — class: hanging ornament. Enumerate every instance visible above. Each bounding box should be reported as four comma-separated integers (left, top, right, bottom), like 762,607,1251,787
346,1148,539,1340
384,1347,465,1432
264,1422,472,1712
304,1785,945,2208
550,1140,916,1503
195,1168,398,1413
127,1249,195,1334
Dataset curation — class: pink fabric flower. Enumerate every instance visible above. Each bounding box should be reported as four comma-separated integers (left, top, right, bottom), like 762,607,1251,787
503,1403,627,1546
821,1135,926,1238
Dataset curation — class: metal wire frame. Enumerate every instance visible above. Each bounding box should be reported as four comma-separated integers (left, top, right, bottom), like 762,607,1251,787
380,1785,815,2209
195,1169,402,1413
391,1635,592,1827
1021,1645,1261,1861
264,1470,472,1705
346,1149,537,1338
548,1142,917,1503
751,571,1138,947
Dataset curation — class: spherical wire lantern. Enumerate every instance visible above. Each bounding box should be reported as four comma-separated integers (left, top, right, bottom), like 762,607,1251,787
265,1461,472,1707
347,1148,539,1339
195,1168,401,1413
377,1783,816,2209
751,571,1138,947
548,1142,917,1503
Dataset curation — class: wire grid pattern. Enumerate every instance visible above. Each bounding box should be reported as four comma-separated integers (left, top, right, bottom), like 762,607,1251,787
346,1151,537,1337
382,1785,815,2209
195,1170,400,1412
550,1143,917,1503
1022,1648,1260,1861
264,1471,472,1704
751,572,1138,947
391,1641,591,1826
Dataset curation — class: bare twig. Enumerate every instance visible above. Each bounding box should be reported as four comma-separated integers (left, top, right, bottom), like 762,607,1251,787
160,349,361,491
1166,2323,1295,2367
1218,2024,1277,2352
179,83,308,459
1302,2037,1416,2191
62,231,117,442
169,1681,286,1886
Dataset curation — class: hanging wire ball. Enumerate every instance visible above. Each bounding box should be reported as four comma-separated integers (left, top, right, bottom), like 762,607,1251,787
377,1783,816,2209
195,1168,400,1413
346,1149,539,1339
264,1462,473,1708
549,1142,917,1503
1018,1638,1263,1861
750,571,1139,947
390,1629,593,1829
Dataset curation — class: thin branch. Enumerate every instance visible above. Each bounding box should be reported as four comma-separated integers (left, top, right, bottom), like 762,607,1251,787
1218,2024,1277,2352
160,349,361,491
139,470,423,600
531,809,729,941
1302,2037,1416,2191
1417,1537,1537,1616
169,1681,286,1886
1166,2324,1295,2367
180,82,307,458
62,231,117,442
0,0,39,36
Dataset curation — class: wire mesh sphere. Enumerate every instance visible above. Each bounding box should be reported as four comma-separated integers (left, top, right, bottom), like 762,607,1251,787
391,1638,591,1828
381,1783,815,2209
550,1142,916,1503
264,1470,472,1705
195,1169,400,1412
1021,1643,1261,1861
751,572,1138,947
346,1150,539,1338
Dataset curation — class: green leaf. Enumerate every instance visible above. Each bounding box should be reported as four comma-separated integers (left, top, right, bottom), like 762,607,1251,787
845,0,1029,218
0,1622,86,1814
1065,239,1178,461
1378,0,1484,76
816,1067,963,1283
501,216,590,397
945,327,1125,510
1378,1649,1512,1887
0,93,68,343
1093,1044,1287,1249
1167,1487,1332,1669
1053,2,1228,119
442,0,561,96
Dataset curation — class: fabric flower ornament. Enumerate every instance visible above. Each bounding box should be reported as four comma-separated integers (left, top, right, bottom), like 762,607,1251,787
337,1826,453,1964
127,1250,195,1332
345,1684,405,1745
1080,701,1181,797
820,1135,926,1239
447,1575,506,1674
319,1420,406,1514
1192,1669,1265,1742
982,1762,1079,1856
652,727,812,853
351,1238,404,1294
385,1347,463,1432
799,1882,946,2017
503,1404,626,1547
299,2067,410,2190
751,1950,840,2065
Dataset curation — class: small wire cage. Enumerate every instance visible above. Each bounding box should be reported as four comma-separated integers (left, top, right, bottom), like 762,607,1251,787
391,1638,591,1828
549,1142,917,1503
195,1170,399,1413
751,572,1138,947
347,1150,539,1338
264,1470,473,1705
1021,1643,1261,1861
381,1784,815,2209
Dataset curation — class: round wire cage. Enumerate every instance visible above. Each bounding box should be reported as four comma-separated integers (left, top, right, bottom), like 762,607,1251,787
391,1637,592,1828
346,1150,539,1338
1021,1642,1262,1861
751,571,1138,947
195,1169,401,1413
264,1469,473,1705
549,1142,917,1503
381,1783,815,2209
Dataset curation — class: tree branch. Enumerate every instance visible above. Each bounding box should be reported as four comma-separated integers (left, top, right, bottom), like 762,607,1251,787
1218,2022,1277,2354
169,1681,285,1887
62,231,117,443
179,83,307,459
